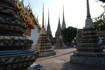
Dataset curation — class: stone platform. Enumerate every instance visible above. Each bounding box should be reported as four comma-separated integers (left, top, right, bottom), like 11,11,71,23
70,51,105,66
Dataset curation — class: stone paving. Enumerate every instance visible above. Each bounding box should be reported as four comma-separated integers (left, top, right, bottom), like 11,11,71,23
35,48,105,70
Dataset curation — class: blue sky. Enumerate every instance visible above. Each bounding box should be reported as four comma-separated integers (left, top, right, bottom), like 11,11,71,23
24,0,103,36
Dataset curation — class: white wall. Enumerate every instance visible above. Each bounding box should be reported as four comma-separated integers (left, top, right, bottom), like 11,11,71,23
31,25,39,49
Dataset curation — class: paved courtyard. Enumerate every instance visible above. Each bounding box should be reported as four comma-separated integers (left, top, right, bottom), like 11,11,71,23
35,48,105,70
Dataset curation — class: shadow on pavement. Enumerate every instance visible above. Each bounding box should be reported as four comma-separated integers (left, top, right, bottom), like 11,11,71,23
61,61,105,70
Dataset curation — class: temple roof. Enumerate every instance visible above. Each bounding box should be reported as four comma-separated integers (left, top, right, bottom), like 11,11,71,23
15,0,41,29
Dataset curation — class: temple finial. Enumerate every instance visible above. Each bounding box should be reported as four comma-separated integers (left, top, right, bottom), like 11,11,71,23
62,5,64,23
85,0,94,28
62,5,66,29
58,16,61,35
87,0,91,18
47,8,50,29
42,3,44,28
58,15,60,26
47,9,52,39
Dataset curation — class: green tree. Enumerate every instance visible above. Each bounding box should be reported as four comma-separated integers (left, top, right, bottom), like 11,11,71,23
99,0,105,2
62,26,77,46
93,4,105,31
94,19,105,31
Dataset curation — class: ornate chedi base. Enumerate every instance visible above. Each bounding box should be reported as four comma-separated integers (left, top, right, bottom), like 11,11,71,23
0,50,39,70
0,36,33,50
36,4,56,57
36,34,56,57
0,36,39,70
0,0,39,70
70,28,105,66
71,51,105,66
71,0,105,66
55,35,65,49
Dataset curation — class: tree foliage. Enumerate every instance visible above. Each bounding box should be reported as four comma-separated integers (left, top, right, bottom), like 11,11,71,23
94,19,105,31
61,26,77,46
99,0,105,2
93,5,105,31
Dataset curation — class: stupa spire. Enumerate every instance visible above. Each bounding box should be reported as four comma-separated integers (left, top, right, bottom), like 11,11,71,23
47,9,52,39
87,0,91,18
55,16,64,49
63,6,65,21
47,9,50,31
62,6,66,30
85,0,94,28
48,9,50,25
58,16,61,33
36,7,56,57
58,16,61,27
55,16,61,38
59,17,61,35
41,3,46,34
42,3,44,28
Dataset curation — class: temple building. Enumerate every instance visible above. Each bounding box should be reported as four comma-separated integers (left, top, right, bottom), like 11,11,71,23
36,4,56,57
46,10,53,40
0,0,40,69
62,6,66,30
70,0,105,65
